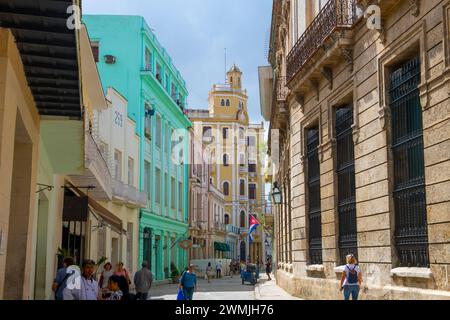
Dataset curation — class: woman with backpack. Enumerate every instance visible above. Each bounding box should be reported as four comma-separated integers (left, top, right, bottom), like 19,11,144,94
339,254,362,300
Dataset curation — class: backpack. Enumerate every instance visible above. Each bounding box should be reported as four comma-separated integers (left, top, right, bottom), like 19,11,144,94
346,265,359,284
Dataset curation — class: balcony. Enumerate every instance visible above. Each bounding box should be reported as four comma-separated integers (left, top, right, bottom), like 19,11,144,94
239,165,248,174
112,179,148,208
286,0,358,84
239,195,248,202
213,221,227,233
225,224,240,235
69,131,112,201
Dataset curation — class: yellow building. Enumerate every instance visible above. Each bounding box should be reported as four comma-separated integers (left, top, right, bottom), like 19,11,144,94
188,65,265,263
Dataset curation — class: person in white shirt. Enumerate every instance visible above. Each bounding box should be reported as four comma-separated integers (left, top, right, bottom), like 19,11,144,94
339,254,362,300
63,259,100,300
215,261,222,279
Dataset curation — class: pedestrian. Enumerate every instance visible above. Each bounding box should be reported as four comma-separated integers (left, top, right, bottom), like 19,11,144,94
134,261,153,300
63,259,100,300
114,261,131,293
215,260,222,279
205,262,212,283
339,254,362,300
230,259,234,278
52,256,74,300
98,262,113,298
106,275,124,300
266,260,272,281
179,264,197,300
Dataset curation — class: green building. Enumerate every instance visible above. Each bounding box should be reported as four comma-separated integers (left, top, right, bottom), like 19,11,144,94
83,15,191,281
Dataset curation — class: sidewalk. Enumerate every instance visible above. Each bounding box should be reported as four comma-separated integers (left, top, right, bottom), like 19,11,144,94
255,273,302,300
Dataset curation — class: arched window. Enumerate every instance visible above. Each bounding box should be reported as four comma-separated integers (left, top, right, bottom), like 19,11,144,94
223,182,230,196
226,99,230,106
223,154,229,166
240,211,246,228
224,214,230,225
221,99,225,106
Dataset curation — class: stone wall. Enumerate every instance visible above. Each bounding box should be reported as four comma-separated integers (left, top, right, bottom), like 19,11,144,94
282,0,450,299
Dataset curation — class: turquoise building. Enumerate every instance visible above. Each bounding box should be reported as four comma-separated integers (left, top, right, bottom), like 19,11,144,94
83,15,191,281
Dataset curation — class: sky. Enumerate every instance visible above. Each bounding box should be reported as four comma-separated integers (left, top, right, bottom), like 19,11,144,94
83,0,273,124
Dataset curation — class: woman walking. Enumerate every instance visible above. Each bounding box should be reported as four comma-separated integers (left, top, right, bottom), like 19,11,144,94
339,254,362,300
98,262,113,298
205,262,212,283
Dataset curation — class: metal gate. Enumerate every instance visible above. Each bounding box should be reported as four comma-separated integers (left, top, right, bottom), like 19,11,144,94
307,128,323,264
389,56,429,267
336,106,358,264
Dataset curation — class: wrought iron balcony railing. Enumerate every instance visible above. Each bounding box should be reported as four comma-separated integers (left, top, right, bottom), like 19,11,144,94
286,0,357,83
225,224,240,235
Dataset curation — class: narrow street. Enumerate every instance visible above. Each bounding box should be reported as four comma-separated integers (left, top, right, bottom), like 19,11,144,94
147,274,300,300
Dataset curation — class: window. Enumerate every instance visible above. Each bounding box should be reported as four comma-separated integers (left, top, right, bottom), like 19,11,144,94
223,182,230,196
155,168,161,204
239,154,245,167
239,127,245,139
249,183,256,200
171,177,176,209
144,103,152,139
335,106,357,264
165,173,168,208
179,182,183,212
306,127,322,264
156,115,162,148
221,99,225,106
223,154,229,166
222,127,229,140
224,214,230,225
128,157,134,186
114,149,122,180
203,126,212,138
156,62,162,83
171,83,177,100
389,56,428,267
248,160,257,173
144,161,151,198
145,48,152,71
247,136,256,147
240,211,246,228
240,179,245,196
90,41,99,62
226,99,230,106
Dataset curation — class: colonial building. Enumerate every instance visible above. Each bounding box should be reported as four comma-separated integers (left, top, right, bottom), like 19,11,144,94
84,15,191,282
260,0,450,299
188,65,266,263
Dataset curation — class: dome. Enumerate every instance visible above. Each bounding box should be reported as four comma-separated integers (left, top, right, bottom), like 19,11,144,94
228,63,241,73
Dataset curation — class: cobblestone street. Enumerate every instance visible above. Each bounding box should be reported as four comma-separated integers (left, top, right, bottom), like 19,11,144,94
147,274,301,300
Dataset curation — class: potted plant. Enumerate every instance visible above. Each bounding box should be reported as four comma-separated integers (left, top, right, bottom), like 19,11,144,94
170,263,180,284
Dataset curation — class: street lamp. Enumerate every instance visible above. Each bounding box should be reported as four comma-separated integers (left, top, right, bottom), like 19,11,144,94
271,182,282,205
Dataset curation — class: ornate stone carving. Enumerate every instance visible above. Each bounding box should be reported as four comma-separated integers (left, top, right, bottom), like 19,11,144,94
321,67,333,90
410,0,420,17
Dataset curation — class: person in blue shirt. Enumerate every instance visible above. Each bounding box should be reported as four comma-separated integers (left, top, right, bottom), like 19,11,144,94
179,264,197,300
52,257,74,300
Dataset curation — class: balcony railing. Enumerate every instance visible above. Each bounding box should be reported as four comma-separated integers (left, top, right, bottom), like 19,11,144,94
213,221,227,232
286,0,357,83
225,224,240,235
112,179,147,208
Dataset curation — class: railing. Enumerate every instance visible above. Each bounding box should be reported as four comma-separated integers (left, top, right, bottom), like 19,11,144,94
225,224,240,235
286,0,357,82
85,131,112,188
213,221,227,232
112,179,147,207
276,76,289,101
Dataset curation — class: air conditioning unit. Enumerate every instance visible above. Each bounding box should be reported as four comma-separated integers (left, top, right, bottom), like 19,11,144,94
104,55,116,64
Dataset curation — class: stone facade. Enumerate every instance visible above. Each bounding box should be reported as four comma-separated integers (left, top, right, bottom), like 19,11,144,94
265,0,450,299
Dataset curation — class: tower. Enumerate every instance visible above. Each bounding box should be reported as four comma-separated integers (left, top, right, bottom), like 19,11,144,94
227,63,242,90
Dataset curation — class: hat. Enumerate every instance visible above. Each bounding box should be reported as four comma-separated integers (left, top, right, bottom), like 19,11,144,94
189,264,195,268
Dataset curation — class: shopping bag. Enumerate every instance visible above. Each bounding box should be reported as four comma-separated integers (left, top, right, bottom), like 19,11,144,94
177,289,185,300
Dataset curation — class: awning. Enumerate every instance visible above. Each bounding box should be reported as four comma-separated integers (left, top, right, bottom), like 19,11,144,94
214,242,230,252
66,181,124,234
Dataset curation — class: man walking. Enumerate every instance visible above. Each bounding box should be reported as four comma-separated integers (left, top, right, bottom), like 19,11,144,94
215,260,222,279
179,264,197,300
63,259,99,300
134,261,153,300
52,256,74,300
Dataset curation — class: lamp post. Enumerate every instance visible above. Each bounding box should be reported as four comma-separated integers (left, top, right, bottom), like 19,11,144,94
271,182,282,205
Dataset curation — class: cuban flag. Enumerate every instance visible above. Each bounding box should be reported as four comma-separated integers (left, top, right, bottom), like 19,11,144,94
248,215,260,243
